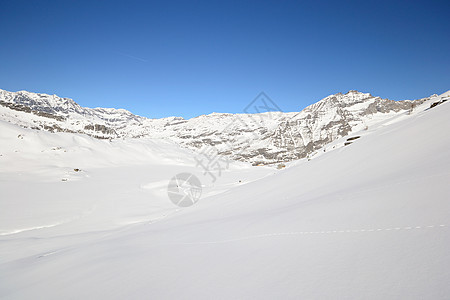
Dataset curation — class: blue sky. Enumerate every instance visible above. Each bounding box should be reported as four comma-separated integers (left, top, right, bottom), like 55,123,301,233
0,0,449,119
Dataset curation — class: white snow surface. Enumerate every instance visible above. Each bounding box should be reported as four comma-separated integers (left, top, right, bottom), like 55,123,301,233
0,91,449,299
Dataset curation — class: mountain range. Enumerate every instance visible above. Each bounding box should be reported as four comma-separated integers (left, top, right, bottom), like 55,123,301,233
0,88,447,165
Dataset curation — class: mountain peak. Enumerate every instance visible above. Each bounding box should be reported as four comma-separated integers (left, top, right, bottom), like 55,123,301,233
313,90,374,108
345,90,366,95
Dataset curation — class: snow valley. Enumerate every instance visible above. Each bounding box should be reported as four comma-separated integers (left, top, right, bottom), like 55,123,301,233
0,89,449,299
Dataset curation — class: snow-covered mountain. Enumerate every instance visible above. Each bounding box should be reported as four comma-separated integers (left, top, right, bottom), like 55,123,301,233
0,88,446,164
1,87,449,299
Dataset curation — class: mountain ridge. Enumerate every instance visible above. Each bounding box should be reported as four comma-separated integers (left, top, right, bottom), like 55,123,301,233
0,88,445,164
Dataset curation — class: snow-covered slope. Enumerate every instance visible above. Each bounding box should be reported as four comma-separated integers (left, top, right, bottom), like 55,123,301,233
0,91,449,299
1,88,442,164
0,119,271,236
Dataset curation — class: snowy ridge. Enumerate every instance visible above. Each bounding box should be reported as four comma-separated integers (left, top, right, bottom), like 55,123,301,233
0,88,444,164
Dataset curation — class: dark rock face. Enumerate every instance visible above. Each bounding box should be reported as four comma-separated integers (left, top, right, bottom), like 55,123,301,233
0,100,66,121
347,136,361,141
84,124,117,136
429,99,448,109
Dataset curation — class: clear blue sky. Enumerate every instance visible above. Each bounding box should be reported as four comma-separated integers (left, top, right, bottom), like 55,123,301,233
1,0,449,119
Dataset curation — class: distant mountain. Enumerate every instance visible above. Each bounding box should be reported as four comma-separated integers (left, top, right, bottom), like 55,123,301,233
0,88,445,164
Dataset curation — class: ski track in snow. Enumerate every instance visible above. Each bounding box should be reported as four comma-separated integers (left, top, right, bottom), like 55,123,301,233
176,224,448,245
0,205,98,236
0,223,67,236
